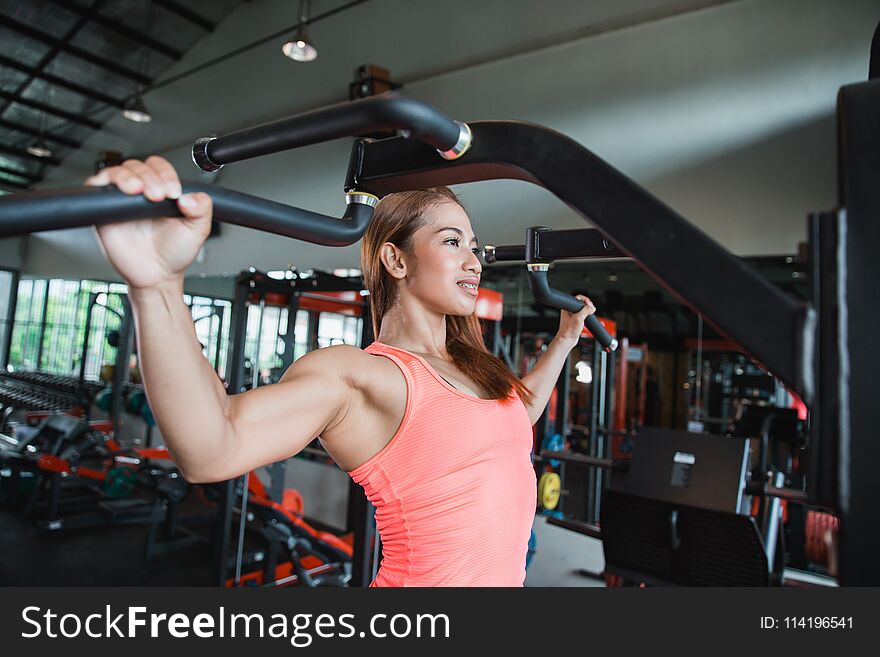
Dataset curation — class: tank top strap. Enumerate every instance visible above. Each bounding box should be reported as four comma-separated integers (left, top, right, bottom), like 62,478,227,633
364,342,427,374
364,341,451,392
364,342,418,372
363,341,422,397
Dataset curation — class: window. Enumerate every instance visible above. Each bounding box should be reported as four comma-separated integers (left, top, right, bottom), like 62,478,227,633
185,294,232,376
316,312,362,349
7,278,231,381
0,269,16,368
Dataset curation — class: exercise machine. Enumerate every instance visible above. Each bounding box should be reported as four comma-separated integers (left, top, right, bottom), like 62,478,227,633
1,74,877,582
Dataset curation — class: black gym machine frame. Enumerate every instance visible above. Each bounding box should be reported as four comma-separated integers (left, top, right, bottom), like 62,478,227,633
0,82,877,584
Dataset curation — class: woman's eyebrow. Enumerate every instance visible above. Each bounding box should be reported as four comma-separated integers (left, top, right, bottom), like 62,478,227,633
434,226,479,245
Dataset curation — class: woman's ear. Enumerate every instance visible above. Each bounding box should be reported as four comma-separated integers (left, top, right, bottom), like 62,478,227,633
379,242,408,279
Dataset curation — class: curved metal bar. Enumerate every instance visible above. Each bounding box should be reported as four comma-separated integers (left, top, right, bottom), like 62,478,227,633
193,92,469,171
527,266,618,352
0,183,376,247
348,121,808,398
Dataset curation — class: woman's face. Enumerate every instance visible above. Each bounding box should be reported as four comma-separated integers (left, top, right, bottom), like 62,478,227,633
403,200,482,316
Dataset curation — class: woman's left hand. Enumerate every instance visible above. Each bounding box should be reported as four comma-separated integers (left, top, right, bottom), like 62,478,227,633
555,294,597,347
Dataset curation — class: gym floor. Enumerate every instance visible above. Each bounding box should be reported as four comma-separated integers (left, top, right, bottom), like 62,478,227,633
0,493,216,586
524,515,605,587
0,497,606,586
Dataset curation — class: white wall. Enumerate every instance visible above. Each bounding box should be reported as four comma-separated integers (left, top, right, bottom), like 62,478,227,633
21,0,879,280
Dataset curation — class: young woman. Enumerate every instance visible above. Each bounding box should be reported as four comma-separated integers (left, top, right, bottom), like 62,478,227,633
85,156,597,586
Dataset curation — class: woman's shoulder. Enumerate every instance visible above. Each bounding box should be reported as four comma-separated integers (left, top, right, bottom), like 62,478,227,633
310,344,407,419
302,343,371,370
304,344,400,387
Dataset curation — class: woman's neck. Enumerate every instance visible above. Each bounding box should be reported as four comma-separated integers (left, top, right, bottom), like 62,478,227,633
376,297,448,358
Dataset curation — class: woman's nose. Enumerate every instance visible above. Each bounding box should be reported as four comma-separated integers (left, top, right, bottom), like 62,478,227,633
465,249,482,274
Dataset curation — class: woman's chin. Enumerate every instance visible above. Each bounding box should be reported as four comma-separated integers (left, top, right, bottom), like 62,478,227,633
446,301,477,317
432,293,477,317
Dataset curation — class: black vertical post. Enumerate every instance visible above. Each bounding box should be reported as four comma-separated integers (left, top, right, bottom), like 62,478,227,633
808,211,837,512
213,479,236,586
226,277,250,394
554,352,571,440
34,280,49,369
266,461,286,504
554,352,570,515
279,293,300,372
598,346,616,516
306,311,320,352
109,295,134,441
593,349,610,522
586,339,601,524
2,268,19,369
493,320,515,370
213,304,226,375
869,19,879,80
835,79,880,584
77,293,98,408
535,343,555,447
360,302,374,346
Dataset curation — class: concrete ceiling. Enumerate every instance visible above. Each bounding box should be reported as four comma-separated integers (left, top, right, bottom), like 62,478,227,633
4,0,878,283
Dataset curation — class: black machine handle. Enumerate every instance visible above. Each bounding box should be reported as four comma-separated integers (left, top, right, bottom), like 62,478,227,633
483,228,624,263
192,92,472,172
0,183,376,246
0,93,472,244
523,226,617,352
483,244,527,263
527,267,618,352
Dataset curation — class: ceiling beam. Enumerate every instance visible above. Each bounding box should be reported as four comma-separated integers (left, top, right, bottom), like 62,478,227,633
0,118,81,149
0,14,151,85
0,53,126,107
0,175,30,191
0,90,101,129
150,0,215,32
0,164,40,183
48,0,182,60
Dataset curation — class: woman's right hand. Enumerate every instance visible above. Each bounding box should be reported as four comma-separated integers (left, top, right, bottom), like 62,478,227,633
85,156,213,291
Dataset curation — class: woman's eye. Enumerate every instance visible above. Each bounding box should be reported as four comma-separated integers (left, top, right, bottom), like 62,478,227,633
445,238,460,246
471,248,480,255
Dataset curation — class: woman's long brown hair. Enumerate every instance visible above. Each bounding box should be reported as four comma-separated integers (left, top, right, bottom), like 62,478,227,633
360,187,534,405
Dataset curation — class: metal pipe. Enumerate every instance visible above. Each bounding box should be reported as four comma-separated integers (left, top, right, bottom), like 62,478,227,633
762,470,786,574
539,450,614,470
0,185,377,247
483,228,625,263
349,121,808,399
193,93,469,172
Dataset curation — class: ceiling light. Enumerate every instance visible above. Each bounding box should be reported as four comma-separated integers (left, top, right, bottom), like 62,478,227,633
282,0,318,61
282,27,317,61
26,139,52,158
122,94,152,123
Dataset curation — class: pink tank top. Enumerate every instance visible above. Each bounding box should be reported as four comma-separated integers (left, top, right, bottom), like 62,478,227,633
348,341,537,587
